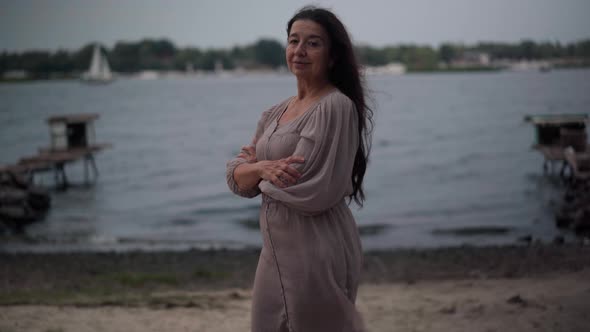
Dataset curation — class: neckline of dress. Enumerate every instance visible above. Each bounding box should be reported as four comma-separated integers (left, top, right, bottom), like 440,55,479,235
275,89,338,129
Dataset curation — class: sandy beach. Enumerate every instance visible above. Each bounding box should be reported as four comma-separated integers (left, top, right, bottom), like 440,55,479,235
1,244,589,332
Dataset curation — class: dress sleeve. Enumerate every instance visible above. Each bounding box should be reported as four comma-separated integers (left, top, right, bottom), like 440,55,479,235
258,93,359,215
226,107,274,198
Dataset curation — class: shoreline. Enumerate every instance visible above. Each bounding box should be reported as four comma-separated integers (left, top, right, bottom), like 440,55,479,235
2,244,589,332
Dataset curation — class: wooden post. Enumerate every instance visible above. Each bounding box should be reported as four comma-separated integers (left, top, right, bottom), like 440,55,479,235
89,155,99,180
53,162,69,189
53,164,60,188
84,155,89,184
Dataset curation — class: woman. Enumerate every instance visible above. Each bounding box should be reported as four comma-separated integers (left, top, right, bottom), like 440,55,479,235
226,6,372,332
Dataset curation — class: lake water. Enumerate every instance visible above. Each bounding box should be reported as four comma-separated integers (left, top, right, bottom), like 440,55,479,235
1,69,589,252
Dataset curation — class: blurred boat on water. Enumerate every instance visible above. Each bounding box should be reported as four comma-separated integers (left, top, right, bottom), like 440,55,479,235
81,44,114,84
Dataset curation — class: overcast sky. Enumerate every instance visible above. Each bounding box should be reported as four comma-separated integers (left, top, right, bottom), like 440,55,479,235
1,0,589,52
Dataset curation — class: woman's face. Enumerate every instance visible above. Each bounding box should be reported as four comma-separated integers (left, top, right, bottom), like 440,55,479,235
286,19,332,82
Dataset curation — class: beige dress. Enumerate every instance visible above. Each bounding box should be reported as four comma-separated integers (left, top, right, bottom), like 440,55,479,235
226,90,364,332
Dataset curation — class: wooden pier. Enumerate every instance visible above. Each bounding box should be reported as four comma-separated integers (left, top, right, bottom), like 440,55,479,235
525,113,590,236
0,113,111,188
524,113,589,178
0,113,111,230
0,144,111,188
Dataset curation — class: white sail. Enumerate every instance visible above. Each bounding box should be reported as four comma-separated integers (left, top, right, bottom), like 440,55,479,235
100,50,112,76
82,44,113,83
89,46,101,76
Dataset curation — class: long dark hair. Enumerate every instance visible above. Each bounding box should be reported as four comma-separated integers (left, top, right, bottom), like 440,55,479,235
287,6,373,207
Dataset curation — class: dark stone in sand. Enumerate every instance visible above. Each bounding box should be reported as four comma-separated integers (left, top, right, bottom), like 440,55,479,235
507,294,528,307
439,305,457,314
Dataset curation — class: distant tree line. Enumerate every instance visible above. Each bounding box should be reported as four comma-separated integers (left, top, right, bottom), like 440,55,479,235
356,39,590,71
0,38,285,79
1,38,589,78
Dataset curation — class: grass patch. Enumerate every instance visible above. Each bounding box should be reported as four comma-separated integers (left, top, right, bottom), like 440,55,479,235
0,288,226,308
192,268,230,280
105,272,179,288
0,270,232,305
0,288,134,306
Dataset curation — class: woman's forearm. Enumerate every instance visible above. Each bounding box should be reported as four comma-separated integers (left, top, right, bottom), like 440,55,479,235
233,162,262,191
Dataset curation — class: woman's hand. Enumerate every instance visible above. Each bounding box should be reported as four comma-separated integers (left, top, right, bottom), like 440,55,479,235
256,156,305,188
237,145,257,163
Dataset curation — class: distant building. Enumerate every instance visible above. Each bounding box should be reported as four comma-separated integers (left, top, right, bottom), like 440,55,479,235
451,51,491,68
2,70,29,80
507,60,552,72
364,62,406,75
136,70,160,80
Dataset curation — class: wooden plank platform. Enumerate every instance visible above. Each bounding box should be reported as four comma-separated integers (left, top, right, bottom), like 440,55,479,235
47,113,99,124
0,143,112,188
524,113,589,125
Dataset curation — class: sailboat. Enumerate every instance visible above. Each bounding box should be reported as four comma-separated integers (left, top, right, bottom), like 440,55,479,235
81,44,114,83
